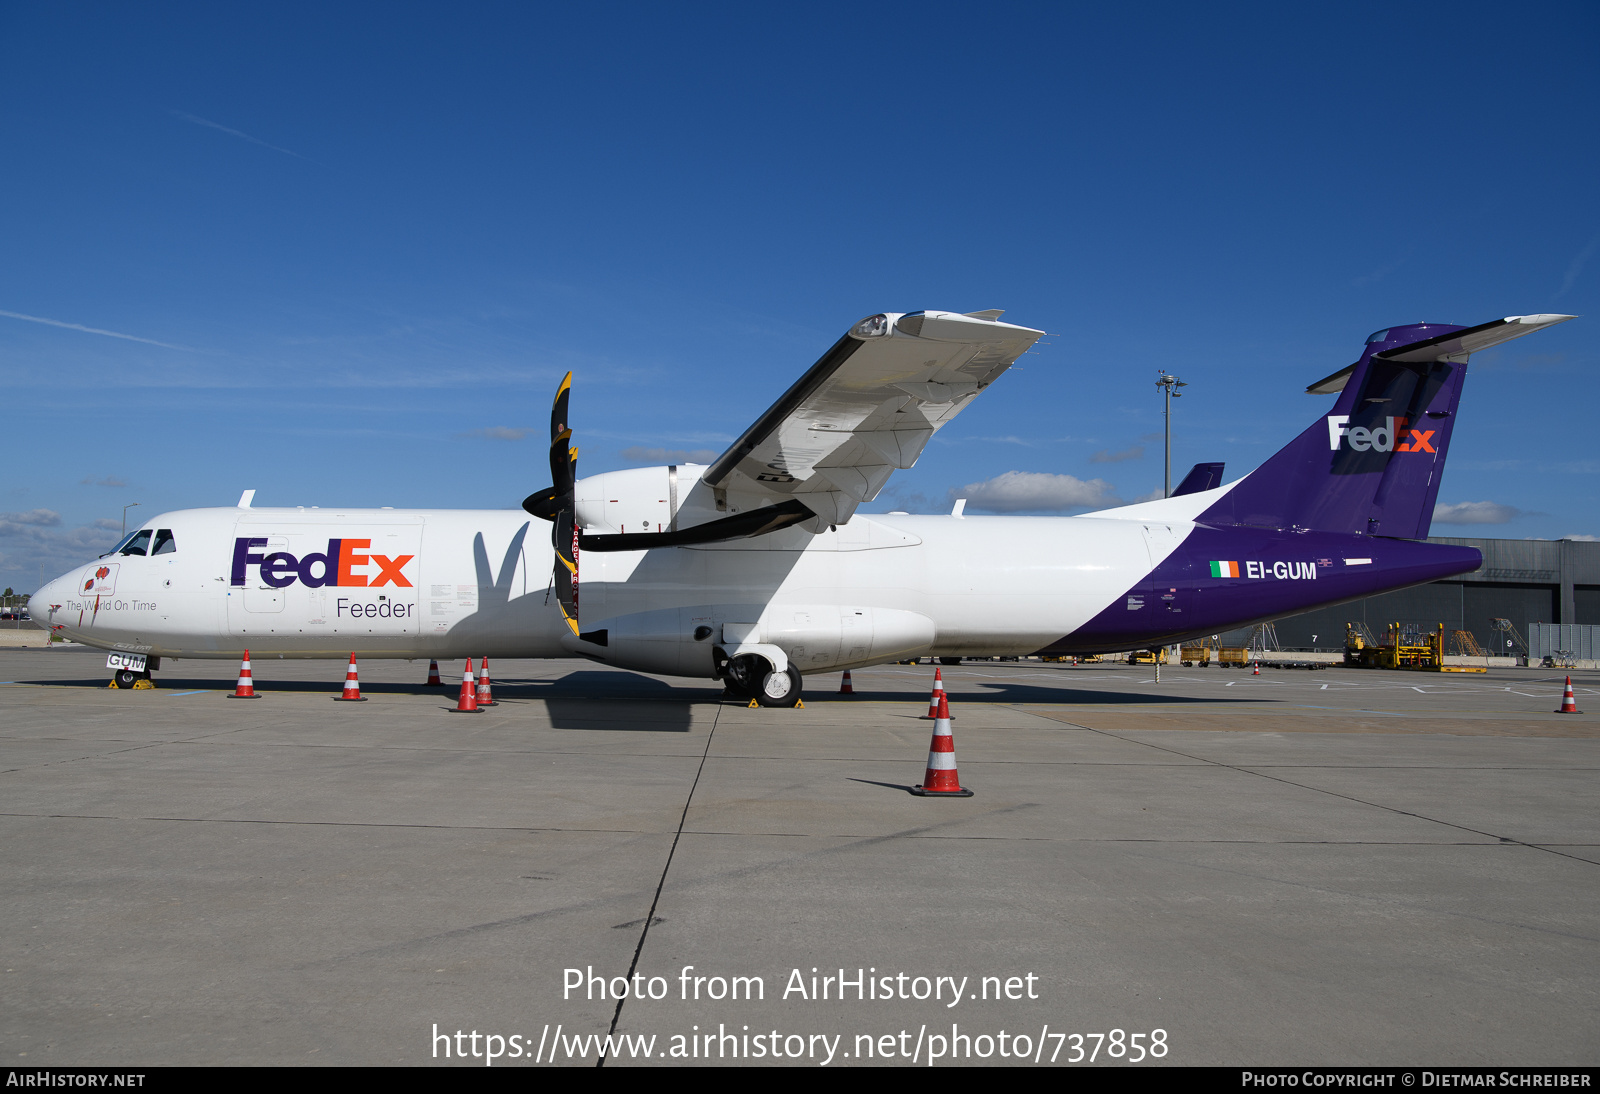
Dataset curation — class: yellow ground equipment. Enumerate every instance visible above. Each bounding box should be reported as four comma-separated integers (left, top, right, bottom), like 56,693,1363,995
1180,644,1212,666
1344,622,1486,672
1129,648,1168,665
1217,647,1251,668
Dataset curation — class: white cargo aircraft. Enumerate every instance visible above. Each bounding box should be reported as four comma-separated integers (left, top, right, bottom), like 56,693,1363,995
35,309,1573,704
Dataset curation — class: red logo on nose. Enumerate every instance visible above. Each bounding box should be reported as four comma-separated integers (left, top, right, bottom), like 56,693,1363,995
95,566,109,579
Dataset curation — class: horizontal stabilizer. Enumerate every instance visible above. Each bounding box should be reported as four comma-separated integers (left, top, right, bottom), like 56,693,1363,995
1376,313,1575,363
1307,314,1575,394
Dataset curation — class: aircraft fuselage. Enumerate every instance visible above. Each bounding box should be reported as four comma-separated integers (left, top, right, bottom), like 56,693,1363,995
36,504,1479,674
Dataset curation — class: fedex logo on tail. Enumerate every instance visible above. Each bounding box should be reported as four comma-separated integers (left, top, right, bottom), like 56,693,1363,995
230,538,415,589
1326,415,1436,454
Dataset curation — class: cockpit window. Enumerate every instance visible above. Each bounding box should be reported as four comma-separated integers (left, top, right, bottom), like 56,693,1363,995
103,530,142,557
152,529,176,555
119,530,152,556
1365,329,1391,344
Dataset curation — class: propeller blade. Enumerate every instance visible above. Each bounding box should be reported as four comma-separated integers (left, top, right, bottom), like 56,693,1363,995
525,374,578,522
524,372,582,634
550,372,572,441
552,509,579,636
549,427,575,497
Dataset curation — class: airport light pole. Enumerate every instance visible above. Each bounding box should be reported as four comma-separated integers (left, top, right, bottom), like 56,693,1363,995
1156,373,1187,497
122,502,140,536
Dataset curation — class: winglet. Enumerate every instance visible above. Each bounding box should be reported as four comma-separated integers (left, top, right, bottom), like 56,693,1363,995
951,498,967,518
237,489,256,509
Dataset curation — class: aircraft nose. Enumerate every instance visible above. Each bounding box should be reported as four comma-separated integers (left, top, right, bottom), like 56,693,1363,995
32,574,65,627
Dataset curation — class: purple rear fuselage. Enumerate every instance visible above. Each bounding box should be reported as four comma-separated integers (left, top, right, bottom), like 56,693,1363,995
1047,526,1480,654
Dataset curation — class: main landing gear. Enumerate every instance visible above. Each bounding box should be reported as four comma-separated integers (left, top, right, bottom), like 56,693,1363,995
720,652,804,708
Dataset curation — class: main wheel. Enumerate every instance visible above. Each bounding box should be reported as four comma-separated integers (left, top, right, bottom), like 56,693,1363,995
114,669,139,689
722,654,762,698
755,664,803,708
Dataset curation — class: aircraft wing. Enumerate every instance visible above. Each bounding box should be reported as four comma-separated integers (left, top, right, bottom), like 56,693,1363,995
702,310,1046,528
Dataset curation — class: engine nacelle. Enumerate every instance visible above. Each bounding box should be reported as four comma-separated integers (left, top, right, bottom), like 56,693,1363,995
573,465,702,536
563,602,936,679
572,464,814,539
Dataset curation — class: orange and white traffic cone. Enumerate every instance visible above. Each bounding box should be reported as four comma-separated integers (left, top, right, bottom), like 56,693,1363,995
839,670,854,695
1555,675,1582,714
451,658,479,713
924,667,945,718
335,652,367,701
476,657,496,706
912,692,972,797
228,650,259,699
1252,662,1260,675
426,659,443,686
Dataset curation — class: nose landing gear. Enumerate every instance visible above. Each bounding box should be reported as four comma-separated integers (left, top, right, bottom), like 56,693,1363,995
110,669,155,690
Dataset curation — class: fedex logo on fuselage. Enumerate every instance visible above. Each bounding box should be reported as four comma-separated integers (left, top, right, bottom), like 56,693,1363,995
230,537,414,589
1326,415,1435,454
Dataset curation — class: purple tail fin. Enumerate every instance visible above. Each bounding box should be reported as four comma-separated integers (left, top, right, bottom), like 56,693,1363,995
1202,315,1573,539
1173,462,1225,496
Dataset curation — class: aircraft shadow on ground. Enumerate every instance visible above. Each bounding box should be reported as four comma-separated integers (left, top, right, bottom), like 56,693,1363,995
20,677,478,696
22,673,1268,715
815,683,1268,706
493,671,738,731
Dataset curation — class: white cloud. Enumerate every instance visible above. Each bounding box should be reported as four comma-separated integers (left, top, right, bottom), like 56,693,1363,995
954,471,1121,513
0,517,122,591
0,509,62,532
620,446,719,464
1561,534,1599,542
1433,501,1522,525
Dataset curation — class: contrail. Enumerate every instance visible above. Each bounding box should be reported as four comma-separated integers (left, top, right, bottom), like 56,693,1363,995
171,110,316,162
1557,232,1600,298
0,309,190,350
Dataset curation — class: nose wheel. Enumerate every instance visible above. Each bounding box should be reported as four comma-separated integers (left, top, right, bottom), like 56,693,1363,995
111,669,154,690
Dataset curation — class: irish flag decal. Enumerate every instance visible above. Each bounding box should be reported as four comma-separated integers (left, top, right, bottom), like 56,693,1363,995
1210,560,1240,578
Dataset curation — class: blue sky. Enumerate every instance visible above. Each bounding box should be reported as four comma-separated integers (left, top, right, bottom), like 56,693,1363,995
3,1,1597,591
